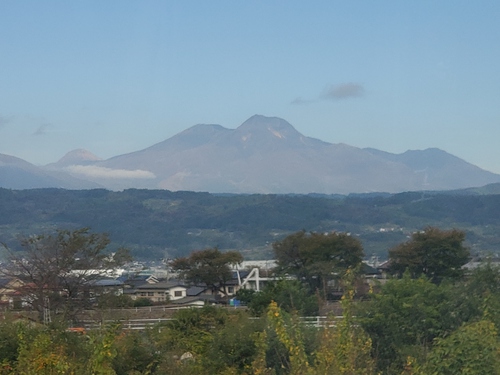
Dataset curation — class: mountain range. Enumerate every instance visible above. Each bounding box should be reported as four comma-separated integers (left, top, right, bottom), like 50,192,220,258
2,115,500,194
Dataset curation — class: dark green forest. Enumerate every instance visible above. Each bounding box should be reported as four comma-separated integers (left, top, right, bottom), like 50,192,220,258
1,186,500,260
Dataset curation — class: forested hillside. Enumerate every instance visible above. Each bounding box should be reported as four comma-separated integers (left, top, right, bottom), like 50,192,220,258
1,187,500,260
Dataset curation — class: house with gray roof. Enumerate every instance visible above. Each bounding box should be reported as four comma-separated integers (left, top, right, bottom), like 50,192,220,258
131,280,188,303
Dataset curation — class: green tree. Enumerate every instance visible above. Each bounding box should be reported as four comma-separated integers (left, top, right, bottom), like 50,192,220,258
96,293,134,309
155,306,229,355
171,248,243,295
16,329,74,375
204,311,265,374
273,231,364,296
112,330,158,375
315,270,375,375
420,320,500,375
0,318,21,371
266,301,313,375
358,273,459,374
2,228,131,322
263,270,376,375
388,226,469,282
236,280,319,316
450,262,500,329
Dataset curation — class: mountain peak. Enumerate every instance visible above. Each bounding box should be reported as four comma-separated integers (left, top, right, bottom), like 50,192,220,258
0,153,35,167
30,115,500,194
54,149,102,166
144,123,230,153
179,123,230,139
239,114,295,129
235,115,303,141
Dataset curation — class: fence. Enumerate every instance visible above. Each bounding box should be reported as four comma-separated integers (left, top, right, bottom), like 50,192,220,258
80,315,344,331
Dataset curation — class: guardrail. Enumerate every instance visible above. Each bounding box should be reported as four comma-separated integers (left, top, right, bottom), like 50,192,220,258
80,315,344,331
299,315,343,328
82,318,174,331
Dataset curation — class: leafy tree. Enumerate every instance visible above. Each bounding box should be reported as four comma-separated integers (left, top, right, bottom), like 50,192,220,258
96,294,134,309
236,280,319,316
204,311,265,374
16,328,74,375
419,320,500,375
450,261,500,329
112,330,158,375
388,226,469,282
171,248,243,295
2,228,131,322
315,270,375,375
86,326,120,375
155,305,229,355
358,273,459,374
263,270,376,375
266,301,312,375
273,231,364,295
0,317,21,370
133,297,154,307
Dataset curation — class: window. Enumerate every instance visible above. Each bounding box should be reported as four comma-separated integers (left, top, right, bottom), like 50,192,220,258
174,290,183,297
147,292,154,296
228,286,235,294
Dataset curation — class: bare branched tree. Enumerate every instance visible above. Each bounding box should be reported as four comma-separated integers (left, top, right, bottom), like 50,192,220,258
1,227,131,322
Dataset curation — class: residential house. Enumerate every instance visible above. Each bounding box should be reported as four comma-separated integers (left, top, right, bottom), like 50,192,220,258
0,278,23,309
131,280,188,303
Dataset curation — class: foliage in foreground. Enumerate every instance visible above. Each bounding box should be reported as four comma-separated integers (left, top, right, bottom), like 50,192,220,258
358,263,500,374
0,290,375,375
2,265,500,374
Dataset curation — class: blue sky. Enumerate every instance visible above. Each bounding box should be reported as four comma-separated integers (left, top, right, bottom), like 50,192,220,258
1,1,500,172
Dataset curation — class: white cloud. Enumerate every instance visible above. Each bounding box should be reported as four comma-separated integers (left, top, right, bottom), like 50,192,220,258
65,165,156,179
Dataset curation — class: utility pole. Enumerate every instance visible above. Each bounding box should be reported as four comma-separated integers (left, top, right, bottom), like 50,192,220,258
43,296,51,325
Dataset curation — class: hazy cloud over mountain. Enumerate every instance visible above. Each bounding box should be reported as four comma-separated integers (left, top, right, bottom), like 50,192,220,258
290,97,313,105
322,83,365,100
292,82,365,105
33,123,50,136
0,115,13,129
65,165,156,179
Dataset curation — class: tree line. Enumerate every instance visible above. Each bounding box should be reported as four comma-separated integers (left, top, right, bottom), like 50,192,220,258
2,187,500,259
